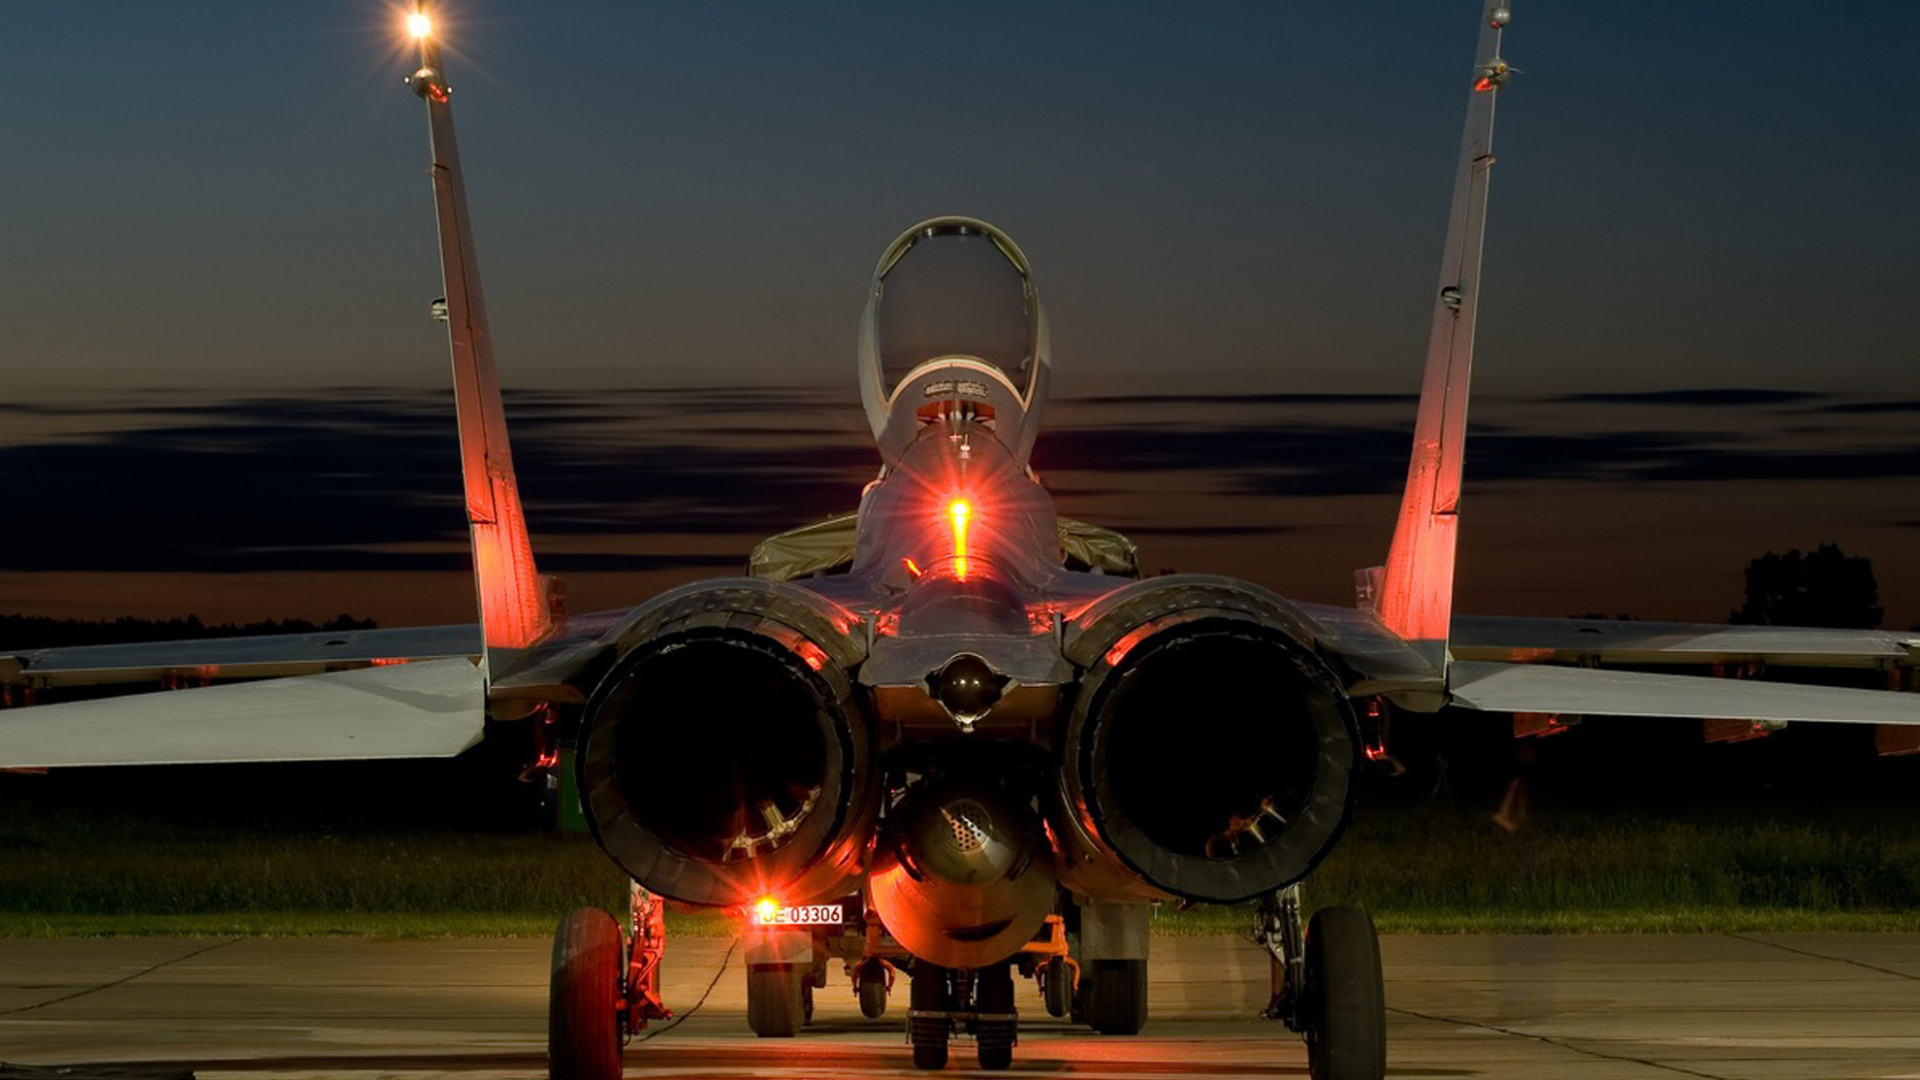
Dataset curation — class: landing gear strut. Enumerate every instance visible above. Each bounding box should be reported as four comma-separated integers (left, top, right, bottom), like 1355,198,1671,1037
1257,885,1385,1080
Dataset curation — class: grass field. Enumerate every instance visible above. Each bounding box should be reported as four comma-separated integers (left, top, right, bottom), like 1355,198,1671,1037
4,800,1916,938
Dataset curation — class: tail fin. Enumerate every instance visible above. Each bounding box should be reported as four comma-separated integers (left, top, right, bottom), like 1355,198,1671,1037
407,8,551,655
1368,1,1516,672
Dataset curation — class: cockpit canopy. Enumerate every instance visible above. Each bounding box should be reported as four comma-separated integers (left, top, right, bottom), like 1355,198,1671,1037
858,217,1051,469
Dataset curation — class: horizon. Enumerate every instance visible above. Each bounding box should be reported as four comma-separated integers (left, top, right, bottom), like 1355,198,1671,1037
2,3,1915,635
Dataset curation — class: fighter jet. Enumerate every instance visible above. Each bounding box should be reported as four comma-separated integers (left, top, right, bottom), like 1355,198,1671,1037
5,5,1919,1080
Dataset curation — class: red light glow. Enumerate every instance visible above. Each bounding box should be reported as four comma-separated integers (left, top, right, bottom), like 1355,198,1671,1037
794,640,828,672
752,897,780,925
949,499,972,580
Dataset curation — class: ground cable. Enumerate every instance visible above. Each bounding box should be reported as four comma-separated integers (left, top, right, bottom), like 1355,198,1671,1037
0,936,242,1016
633,934,740,1042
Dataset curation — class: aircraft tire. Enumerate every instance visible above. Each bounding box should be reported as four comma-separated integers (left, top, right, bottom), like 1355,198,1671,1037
857,961,889,1019
909,962,950,1069
547,907,623,1080
975,962,1016,1070
1303,906,1385,1080
1083,959,1148,1034
746,964,805,1037
1042,956,1072,1018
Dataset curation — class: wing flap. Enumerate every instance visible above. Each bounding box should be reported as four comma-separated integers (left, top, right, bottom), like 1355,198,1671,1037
1448,660,1920,726
0,658,485,768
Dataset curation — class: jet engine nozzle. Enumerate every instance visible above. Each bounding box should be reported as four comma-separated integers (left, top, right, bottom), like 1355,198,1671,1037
576,583,877,908
869,776,1056,969
1054,579,1360,904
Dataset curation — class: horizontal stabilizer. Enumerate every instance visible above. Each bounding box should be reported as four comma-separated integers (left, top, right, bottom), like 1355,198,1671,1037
0,658,485,769
1449,661,1920,726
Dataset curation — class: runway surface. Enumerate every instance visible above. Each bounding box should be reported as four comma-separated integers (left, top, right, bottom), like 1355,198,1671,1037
3,933,1918,1080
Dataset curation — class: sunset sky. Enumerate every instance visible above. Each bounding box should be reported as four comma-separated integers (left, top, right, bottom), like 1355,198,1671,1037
2,2,1916,633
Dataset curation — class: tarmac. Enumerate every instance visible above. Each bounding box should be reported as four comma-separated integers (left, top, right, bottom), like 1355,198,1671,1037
2,933,1918,1079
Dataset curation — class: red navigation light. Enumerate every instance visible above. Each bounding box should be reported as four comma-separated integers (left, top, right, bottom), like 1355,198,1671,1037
949,499,972,580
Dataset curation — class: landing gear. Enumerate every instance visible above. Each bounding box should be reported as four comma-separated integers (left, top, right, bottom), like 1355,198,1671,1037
1040,955,1073,1018
548,908,623,1080
548,886,671,1080
746,964,807,1037
903,960,1020,1070
973,963,1016,1071
856,958,891,1019
1068,899,1149,1035
908,962,950,1069
1303,907,1385,1080
1079,959,1148,1034
1258,887,1385,1080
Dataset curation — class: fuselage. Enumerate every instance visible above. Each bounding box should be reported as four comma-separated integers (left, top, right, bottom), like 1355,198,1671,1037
563,217,1361,972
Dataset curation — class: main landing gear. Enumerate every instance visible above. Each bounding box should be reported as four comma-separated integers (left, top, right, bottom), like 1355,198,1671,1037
548,884,672,1080
1257,885,1385,1080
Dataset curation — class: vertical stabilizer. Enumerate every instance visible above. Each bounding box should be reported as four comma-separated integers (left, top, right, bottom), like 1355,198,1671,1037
1369,1,1515,673
406,8,551,655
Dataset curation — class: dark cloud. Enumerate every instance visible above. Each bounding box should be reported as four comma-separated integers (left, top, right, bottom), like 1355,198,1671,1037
1033,424,1412,495
1106,523,1298,537
1550,389,1823,407
7,389,1917,575
0,391,874,573
1057,393,1417,407
1802,400,1920,415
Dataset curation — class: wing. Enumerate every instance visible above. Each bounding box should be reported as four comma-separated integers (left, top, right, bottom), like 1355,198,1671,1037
0,657,484,768
1452,614,1916,670
1294,604,1920,730
1447,660,1920,727
1,624,480,692
1442,615,1920,733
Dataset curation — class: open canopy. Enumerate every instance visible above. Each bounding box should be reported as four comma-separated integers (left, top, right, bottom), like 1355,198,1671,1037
874,221,1037,404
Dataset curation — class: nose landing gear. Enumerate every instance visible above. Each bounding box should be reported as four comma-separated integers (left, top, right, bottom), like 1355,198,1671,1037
906,960,1020,1070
